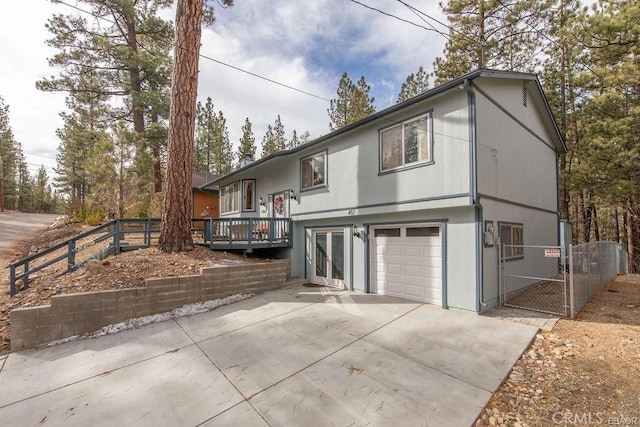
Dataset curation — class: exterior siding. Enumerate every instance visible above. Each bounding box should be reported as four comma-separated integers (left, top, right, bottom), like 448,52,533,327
218,91,471,222
474,78,561,311
473,77,559,149
297,206,478,312
480,199,559,308
212,71,562,314
475,81,559,211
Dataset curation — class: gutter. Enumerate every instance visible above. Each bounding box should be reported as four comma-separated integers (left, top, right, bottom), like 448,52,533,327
464,79,489,312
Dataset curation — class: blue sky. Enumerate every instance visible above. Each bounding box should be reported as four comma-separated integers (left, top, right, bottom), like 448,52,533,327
0,1,448,176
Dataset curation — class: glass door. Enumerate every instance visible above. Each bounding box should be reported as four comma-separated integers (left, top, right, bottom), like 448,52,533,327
313,230,344,288
270,190,289,219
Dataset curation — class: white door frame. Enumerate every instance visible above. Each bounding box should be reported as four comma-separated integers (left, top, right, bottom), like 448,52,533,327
312,229,345,288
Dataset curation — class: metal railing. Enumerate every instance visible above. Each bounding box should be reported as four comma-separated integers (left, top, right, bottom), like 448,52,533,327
6,217,292,297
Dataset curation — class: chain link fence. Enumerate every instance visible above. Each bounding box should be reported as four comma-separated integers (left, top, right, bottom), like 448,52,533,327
500,245,568,316
569,241,628,317
500,241,628,318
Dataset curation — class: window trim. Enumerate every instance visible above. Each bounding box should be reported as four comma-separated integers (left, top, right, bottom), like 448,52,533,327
499,221,524,260
242,179,256,212
378,110,434,174
220,181,240,214
300,150,328,192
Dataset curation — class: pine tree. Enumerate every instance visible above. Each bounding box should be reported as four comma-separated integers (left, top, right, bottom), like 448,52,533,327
237,118,256,166
38,0,174,196
194,98,216,172
397,66,430,103
160,0,233,252
0,96,21,211
273,115,287,152
261,125,277,157
213,111,233,175
328,72,375,130
288,130,299,150
433,0,553,84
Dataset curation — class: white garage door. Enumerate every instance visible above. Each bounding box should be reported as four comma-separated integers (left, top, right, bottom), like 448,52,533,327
371,224,443,305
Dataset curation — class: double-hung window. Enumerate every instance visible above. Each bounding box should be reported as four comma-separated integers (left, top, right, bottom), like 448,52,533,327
500,222,524,259
380,113,432,173
301,151,327,190
220,182,239,214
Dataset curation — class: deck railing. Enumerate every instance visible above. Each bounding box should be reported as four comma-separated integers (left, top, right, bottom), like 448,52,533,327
6,217,291,297
202,217,292,249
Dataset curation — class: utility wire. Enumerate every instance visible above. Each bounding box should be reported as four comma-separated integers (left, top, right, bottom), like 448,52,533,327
348,0,448,35
24,151,58,160
395,0,474,44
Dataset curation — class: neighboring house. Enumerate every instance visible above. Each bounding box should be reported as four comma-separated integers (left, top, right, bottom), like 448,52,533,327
192,171,219,218
207,69,566,313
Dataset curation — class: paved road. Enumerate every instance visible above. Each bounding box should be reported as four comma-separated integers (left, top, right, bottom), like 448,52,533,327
0,212,59,265
0,284,538,426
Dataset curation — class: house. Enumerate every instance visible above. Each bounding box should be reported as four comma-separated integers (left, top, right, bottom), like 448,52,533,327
192,171,219,218
207,69,566,313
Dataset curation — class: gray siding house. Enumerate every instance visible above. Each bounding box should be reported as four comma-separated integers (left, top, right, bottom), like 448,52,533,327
208,69,566,313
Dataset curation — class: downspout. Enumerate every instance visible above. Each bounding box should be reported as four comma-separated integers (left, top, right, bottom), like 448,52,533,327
465,79,489,312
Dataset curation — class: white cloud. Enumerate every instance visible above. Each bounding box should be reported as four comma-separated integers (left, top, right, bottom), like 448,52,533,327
0,1,447,172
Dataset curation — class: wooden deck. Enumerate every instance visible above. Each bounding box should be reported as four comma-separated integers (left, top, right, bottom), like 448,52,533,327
193,217,292,252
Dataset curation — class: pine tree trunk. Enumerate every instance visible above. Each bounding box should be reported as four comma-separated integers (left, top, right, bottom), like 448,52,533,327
627,198,635,273
151,112,163,193
159,0,203,253
611,205,620,243
591,203,600,241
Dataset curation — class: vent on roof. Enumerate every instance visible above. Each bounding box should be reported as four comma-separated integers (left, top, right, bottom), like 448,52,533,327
522,85,528,107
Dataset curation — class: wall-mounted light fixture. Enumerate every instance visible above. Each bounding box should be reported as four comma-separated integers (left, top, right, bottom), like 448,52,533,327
290,189,297,201
352,225,361,238
259,197,265,207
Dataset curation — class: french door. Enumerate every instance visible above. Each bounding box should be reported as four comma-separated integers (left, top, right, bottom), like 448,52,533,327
313,230,345,288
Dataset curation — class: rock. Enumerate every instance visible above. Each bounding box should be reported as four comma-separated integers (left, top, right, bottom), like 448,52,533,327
489,416,497,426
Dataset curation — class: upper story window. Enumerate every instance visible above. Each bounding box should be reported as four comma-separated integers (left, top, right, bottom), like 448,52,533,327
220,181,239,214
301,151,327,190
379,113,432,173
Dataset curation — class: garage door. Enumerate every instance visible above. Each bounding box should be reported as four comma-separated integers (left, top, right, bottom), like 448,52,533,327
371,224,443,305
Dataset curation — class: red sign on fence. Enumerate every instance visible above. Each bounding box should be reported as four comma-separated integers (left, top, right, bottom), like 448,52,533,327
544,248,561,258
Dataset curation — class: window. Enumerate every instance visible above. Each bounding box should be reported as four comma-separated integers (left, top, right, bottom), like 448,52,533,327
242,180,255,211
301,151,327,190
374,228,401,237
500,222,524,259
406,226,439,237
380,113,431,172
220,182,240,214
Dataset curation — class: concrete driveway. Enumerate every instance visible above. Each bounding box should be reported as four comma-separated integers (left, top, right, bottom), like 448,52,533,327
0,284,537,426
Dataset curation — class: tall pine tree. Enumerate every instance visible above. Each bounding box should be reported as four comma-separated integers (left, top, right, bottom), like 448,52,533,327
328,72,375,130
237,117,256,167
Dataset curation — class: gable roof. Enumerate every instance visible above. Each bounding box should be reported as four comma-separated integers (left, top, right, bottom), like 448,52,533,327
208,69,565,186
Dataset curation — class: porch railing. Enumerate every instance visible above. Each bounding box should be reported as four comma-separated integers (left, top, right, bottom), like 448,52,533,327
198,217,292,249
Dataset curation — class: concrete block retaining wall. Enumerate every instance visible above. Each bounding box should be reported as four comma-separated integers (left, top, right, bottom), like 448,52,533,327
10,260,289,351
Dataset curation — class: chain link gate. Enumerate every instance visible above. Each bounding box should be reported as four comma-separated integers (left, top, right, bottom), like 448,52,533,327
499,244,569,316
